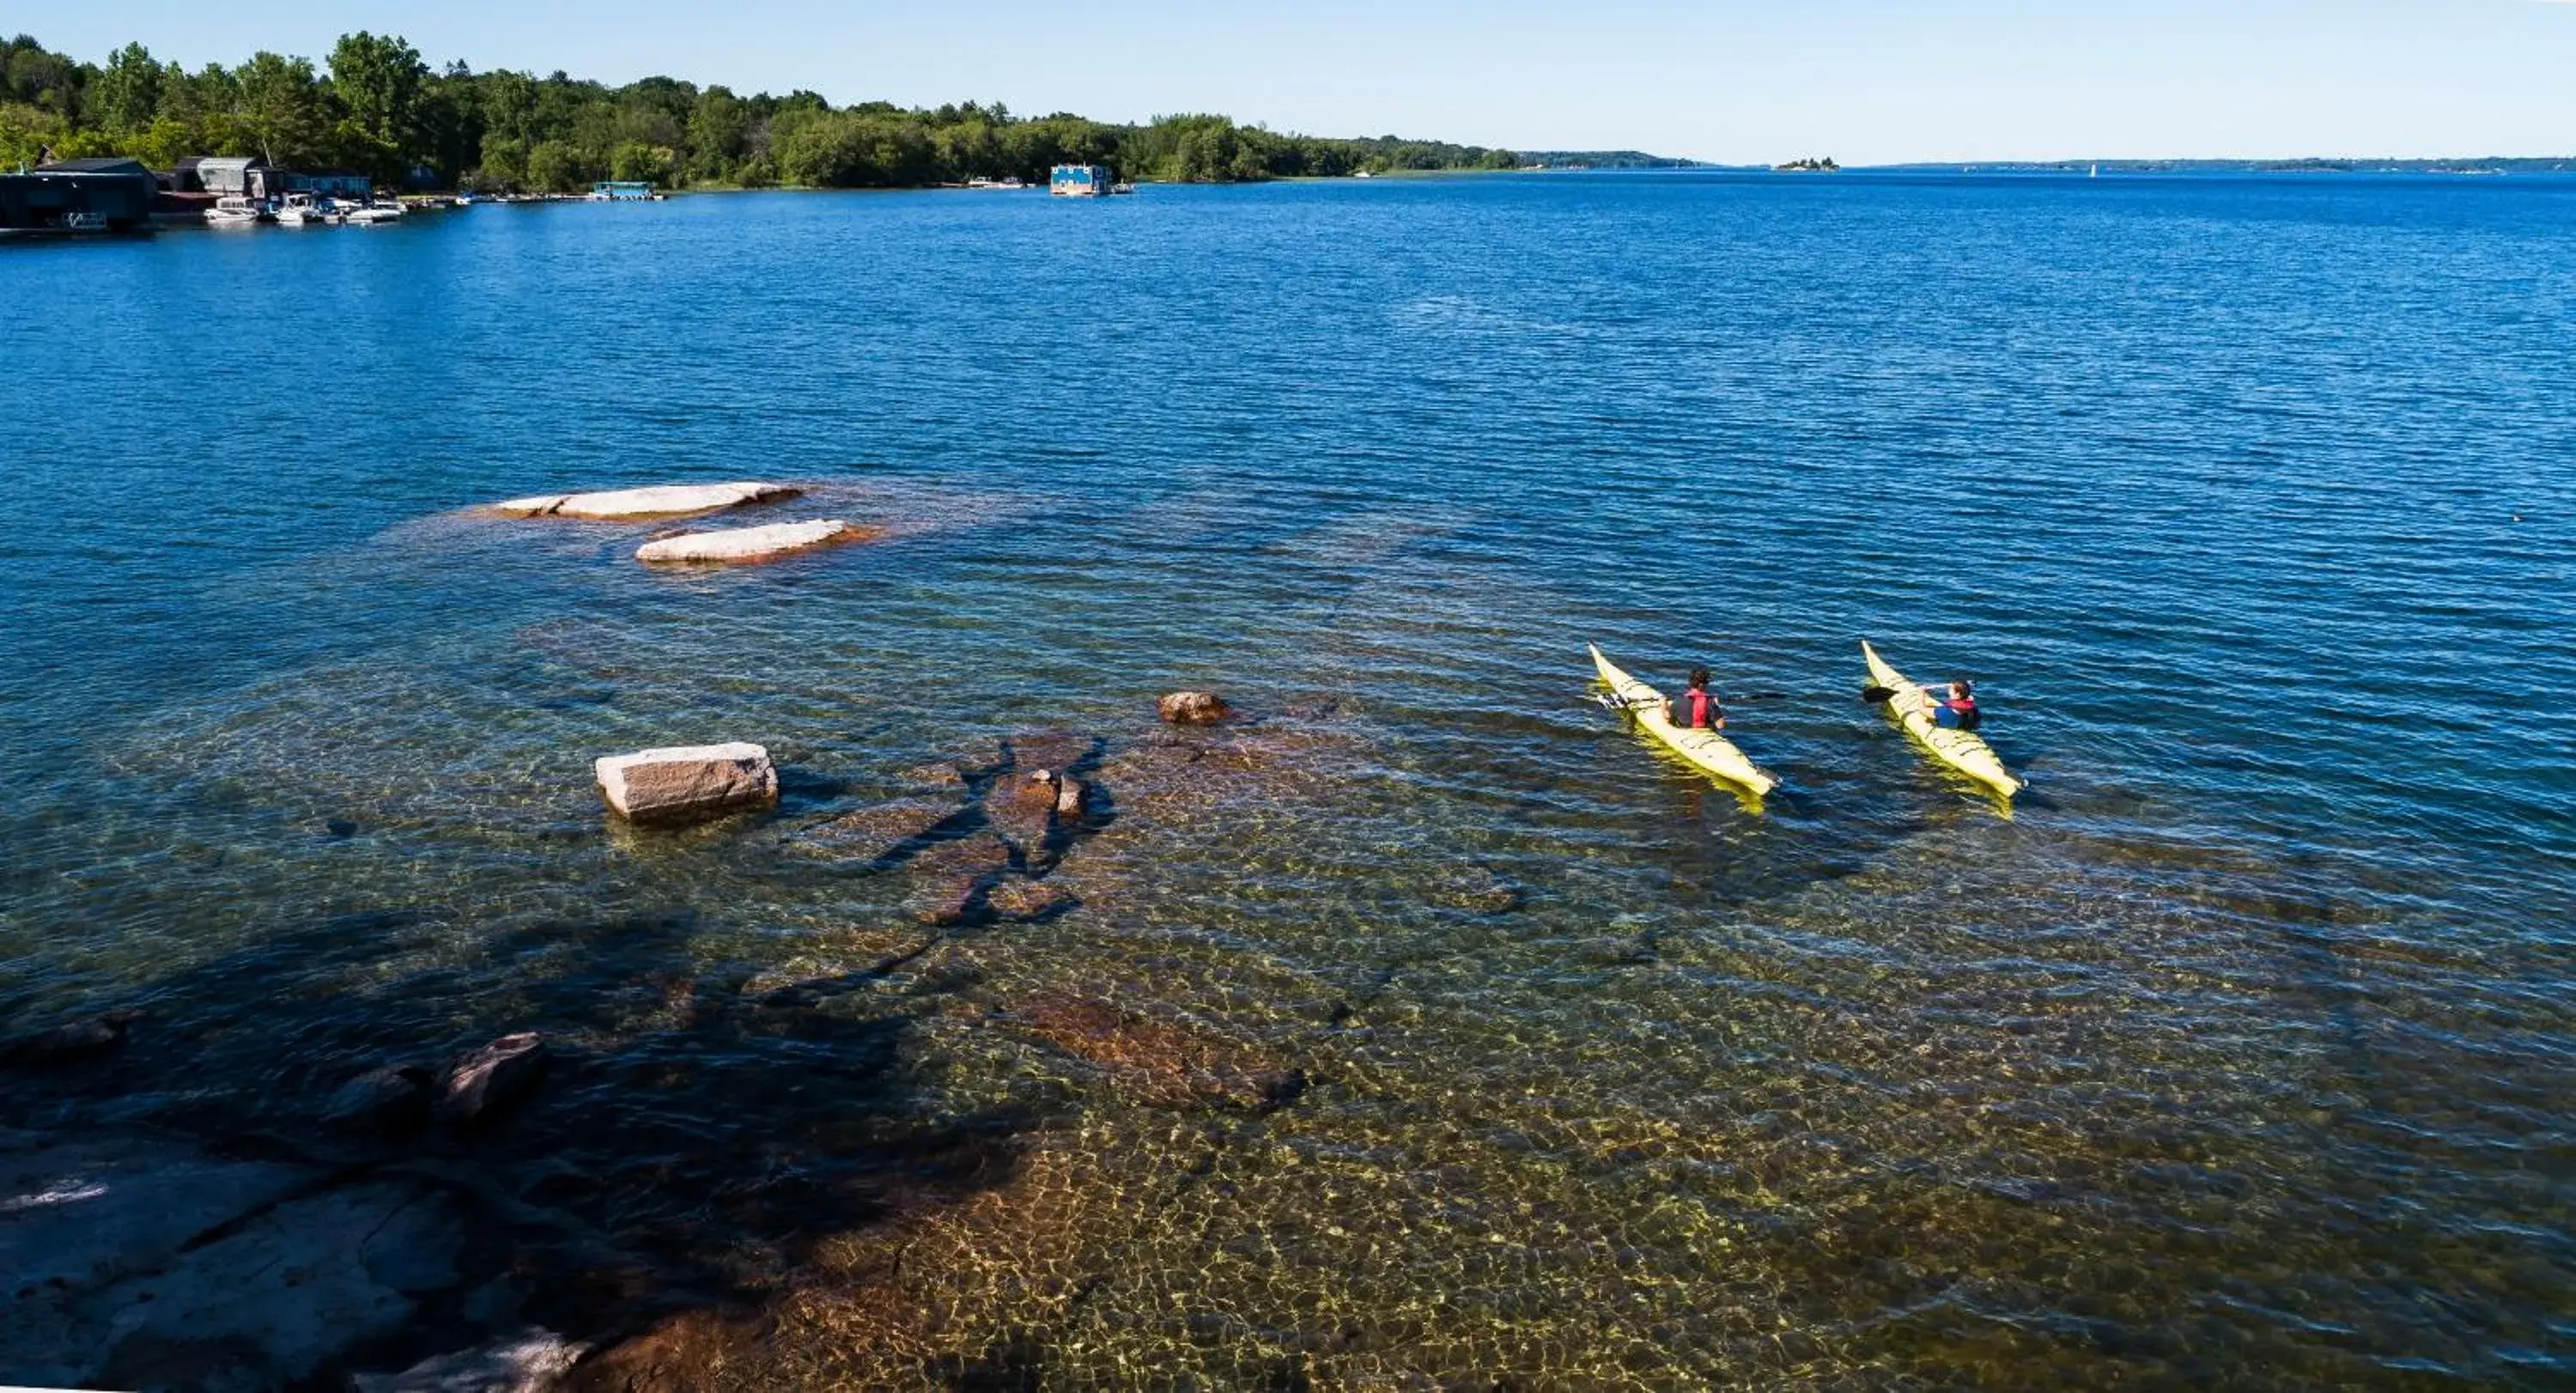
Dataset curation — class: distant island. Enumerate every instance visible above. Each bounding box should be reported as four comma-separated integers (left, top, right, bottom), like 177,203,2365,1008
0,32,1518,192
1774,156,1841,173
1516,150,1708,170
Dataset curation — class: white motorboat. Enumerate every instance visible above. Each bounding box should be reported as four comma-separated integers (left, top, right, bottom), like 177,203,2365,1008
275,192,331,226
204,196,264,227
344,199,406,225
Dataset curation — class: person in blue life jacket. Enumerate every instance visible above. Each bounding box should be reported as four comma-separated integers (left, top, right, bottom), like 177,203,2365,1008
1664,667,1725,731
1923,677,1980,732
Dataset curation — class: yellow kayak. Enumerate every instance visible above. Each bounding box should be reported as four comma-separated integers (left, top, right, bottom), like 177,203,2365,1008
1862,640,2023,798
1589,644,1778,798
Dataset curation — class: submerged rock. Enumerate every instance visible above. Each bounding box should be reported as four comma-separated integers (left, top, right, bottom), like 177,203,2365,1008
1012,993,1304,1113
987,879,1072,920
634,519,865,563
1157,690,1232,725
352,1327,588,1392
0,1012,134,1068
595,742,779,824
1012,769,1063,807
325,1065,434,1134
569,1309,773,1392
897,760,967,792
905,836,1012,926
437,1033,549,1127
1005,732,1097,774
802,796,961,863
1431,866,1528,915
985,772,1059,850
491,481,799,520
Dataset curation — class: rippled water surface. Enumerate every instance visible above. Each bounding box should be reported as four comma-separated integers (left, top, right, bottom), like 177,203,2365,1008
5,173,2575,1386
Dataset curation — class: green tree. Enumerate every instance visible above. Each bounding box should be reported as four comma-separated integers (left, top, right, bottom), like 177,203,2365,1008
479,68,536,143
2,40,83,116
773,108,933,186
413,69,480,183
685,85,747,180
234,51,327,166
525,137,594,192
328,31,425,152
608,140,673,184
88,42,161,136
474,131,528,188
0,100,70,167
164,60,239,152
131,114,194,167
932,119,999,179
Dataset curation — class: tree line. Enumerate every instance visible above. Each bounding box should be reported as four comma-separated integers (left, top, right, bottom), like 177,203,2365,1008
2,33,1518,190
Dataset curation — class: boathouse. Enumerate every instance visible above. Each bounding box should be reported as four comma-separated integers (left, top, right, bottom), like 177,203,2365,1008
176,155,281,200
0,158,155,232
285,167,374,199
1049,164,1110,198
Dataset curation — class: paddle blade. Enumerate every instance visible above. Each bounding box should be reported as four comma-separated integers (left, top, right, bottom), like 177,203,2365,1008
1860,686,1898,705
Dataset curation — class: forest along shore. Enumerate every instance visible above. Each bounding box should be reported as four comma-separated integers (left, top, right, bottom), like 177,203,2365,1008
1,31,1520,194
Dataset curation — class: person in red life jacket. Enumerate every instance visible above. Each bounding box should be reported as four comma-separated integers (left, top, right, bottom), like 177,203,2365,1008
1664,666,1725,730
1923,677,1980,731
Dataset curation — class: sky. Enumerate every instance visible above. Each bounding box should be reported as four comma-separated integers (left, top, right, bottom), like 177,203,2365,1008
13,1,2576,163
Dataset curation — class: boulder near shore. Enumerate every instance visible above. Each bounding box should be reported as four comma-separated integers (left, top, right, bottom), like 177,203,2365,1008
492,481,800,520
635,518,861,564
1158,690,1232,724
596,742,779,823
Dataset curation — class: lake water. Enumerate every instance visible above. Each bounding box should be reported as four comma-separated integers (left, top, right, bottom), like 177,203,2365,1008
4,173,2573,1386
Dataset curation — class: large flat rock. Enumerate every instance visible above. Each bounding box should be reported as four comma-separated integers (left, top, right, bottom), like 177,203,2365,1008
596,742,779,823
492,482,799,520
635,519,859,564
1,1128,465,1390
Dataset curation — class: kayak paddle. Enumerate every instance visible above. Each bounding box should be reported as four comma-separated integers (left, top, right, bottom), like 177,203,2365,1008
1598,691,1786,712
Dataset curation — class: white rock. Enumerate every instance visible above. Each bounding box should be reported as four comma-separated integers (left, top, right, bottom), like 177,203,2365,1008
634,519,857,564
490,482,799,520
594,742,779,823
352,1328,589,1392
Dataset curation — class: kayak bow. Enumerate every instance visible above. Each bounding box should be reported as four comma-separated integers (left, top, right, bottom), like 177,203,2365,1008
1589,644,1778,798
1861,640,2023,798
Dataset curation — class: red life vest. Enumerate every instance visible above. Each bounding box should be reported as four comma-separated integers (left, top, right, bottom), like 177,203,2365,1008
1682,689,1720,728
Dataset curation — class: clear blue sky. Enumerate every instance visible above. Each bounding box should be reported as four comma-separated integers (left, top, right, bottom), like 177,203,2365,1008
15,1,2576,162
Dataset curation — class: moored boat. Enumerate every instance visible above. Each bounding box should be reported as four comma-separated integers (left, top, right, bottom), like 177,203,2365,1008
1589,644,1778,798
1861,640,2022,798
204,196,264,227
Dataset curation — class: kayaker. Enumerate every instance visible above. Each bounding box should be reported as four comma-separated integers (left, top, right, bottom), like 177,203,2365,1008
1923,678,1980,732
1665,667,1725,730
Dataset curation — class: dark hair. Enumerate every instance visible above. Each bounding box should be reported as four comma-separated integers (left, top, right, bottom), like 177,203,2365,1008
1689,666,1710,690
1953,678,1973,696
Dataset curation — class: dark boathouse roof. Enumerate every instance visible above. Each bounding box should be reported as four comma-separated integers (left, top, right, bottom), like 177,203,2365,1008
37,157,153,175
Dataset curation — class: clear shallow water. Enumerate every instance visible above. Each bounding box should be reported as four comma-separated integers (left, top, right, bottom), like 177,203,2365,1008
4,173,2574,1385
